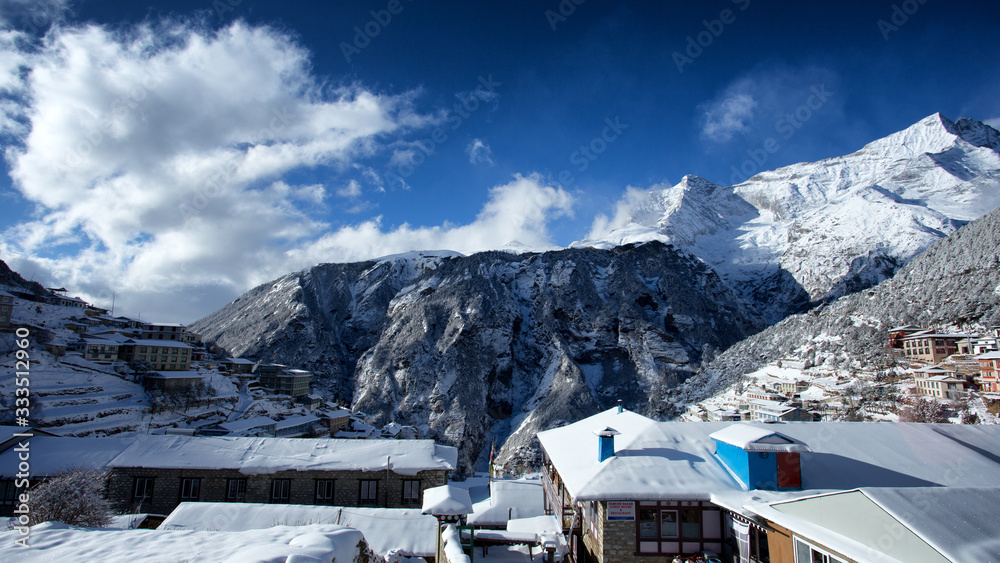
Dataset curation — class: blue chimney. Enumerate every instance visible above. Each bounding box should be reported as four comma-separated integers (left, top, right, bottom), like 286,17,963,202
617,400,623,414
595,427,621,462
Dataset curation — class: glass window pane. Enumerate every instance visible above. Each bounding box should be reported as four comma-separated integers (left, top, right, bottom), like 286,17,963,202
639,509,658,539
660,510,679,538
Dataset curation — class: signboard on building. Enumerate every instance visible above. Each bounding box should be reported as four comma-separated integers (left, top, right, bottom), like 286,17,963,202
607,501,635,521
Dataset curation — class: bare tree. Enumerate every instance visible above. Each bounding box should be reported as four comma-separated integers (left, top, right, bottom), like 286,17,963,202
29,468,112,528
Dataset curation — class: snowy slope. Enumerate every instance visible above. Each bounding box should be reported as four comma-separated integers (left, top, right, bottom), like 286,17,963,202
579,114,1000,321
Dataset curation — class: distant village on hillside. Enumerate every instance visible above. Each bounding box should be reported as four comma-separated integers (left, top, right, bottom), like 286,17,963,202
3,285,1000,562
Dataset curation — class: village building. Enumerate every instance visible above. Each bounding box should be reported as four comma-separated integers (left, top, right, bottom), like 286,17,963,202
747,399,815,422
258,367,312,398
142,322,195,343
744,487,1000,562
204,416,278,436
977,351,1000,392
105,435,456,515
125,339,193,371
887,325,924,348
48,294,88,308
219,357,256,373
318,407,353,434
537,407,1000,563
74,337,121,363
0,290,13,327
900,331,972,363
273,414,323,437
912,365,968,400
141,370,204,393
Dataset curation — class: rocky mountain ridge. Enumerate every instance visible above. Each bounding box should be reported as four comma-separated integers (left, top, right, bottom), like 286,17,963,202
193,243,762,471
579,113,1000,322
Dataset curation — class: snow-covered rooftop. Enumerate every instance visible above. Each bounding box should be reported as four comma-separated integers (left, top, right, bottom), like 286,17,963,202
0,436,135,477
748,487,1000,563
708,424,810,452
422,484,474,516
106,435,457,475
538,407,1000,501
0,522,367,562
217,416,276,433
159,502,438,558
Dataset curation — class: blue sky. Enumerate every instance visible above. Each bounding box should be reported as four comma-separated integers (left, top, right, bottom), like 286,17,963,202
1,0,998,322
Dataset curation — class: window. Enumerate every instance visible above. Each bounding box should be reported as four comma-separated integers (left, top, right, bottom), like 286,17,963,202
359,480,378,505
0,480,17,506
750,526,771,562
794,537,845,563
226,478,246,501
660,510,678,538
133,477,154,502
271,479,291,503
180,478,200,501
315,480,335,504
638,508,658,538
402,480,421,505
679,507,701,539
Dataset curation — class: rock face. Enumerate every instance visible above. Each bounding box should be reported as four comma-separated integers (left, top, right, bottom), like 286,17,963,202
193,244,762,471
678,204,1000,408
580,114,1000,322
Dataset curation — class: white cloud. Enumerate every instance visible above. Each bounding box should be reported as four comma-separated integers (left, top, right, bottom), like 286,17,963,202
700,92,756,143
586,185,658,240
0,19,436,321
698,65,842,146
336,180,362,198
985,117,1000,130
466,138,493,165
286,174,574,265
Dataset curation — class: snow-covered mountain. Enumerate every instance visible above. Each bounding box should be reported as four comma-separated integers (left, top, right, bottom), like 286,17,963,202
193,243,762,471
193,113,1000,471
677,200,1000,409
578,113,1000,322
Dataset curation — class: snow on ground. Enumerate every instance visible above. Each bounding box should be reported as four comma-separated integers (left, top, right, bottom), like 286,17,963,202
0,522,372,563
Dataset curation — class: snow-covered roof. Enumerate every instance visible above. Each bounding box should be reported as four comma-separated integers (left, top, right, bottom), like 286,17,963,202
747,487,1000,563
467,478,545,526
128,339,192,348
106,435,457,475
218,416,276,433
911,365,954,374
274,414,320,431
0,522,367,563
146,371,202,379
708,424,810,453
159,503,437,558
422,484,474,516
977,351,1000,360
0,436,135,477
221,357,255,364
901,332,970,340
538,408,1000,501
